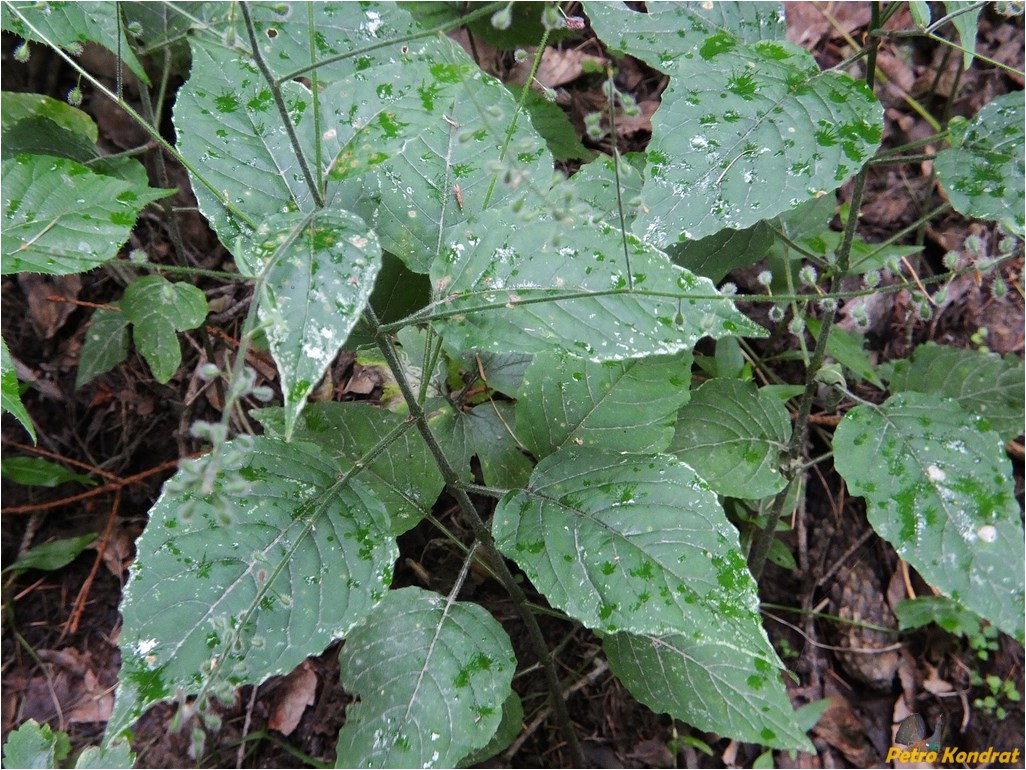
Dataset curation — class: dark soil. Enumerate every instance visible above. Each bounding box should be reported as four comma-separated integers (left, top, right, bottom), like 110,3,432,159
2,4,1023,769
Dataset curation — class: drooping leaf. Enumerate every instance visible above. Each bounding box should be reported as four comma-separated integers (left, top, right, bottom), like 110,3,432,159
1,456,95,488
520,89,593,163
75,308,131,389
1,92,97,143
942,1,983,70
586,2,883,243
805,318,885,389
336,587,516,769
669,379,790,499
666,221,774,282
470,350,533,397
1,92,98,162
493,447,767,638
107,437,397,739
604,631,813,752
428,400,534,490
120,275,208,384
245,209,381,439
885,342,1025,441
1,338,35,442
1,532,97,574
935,91,1024,236
834,392,1025,641
253,402,444,535
1,155,172,275
429,205,764,361
1,0,149,84
514,351,693,459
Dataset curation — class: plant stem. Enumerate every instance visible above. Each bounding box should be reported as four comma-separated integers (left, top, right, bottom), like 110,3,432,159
368,307,585,767
748,2,882,581
240,2,324,208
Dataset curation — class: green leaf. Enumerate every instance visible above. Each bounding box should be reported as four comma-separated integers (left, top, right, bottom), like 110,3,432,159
458,691,523,768
1,92,97,142
805,318,885,389
1,719,71,769
493,447,766,637
909,1,932,27
253,402,444,535
1,338,35,442
893,595,987,636
1,155,172,275
885,342,1025,441
471,351,533,397
1,92,98,163
75,308,131,389
834,392,1025,641
356,50,553,274
120,275,207,384
336,587,516,769
585,1,787,66
514,351,693,459
666,221,774,282
520,89,592,163
1,1,149,85
586,2,882,243
794,698,832,732
669,379,790,499
428,400,534,490
108,437,397,740
2,532,97,574
1,456,95,487
935,91,1025,236
604,631,813,752
172,37,348,246
73,739,134,769
429,205,764,360
246,209,381,438
943,1,983,70
238,3,419,82
568,154,646,228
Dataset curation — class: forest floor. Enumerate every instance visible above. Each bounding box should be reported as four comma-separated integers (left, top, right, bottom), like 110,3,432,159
2,3,1024,768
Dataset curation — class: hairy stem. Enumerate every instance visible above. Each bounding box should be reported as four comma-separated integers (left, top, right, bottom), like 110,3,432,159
240,2,323,208
368,307,585,767
748,2,882,580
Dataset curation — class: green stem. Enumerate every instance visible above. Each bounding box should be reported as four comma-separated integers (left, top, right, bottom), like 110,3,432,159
369,307,585,768
376,255,1010,333
483,26,550,209
240,2,323,208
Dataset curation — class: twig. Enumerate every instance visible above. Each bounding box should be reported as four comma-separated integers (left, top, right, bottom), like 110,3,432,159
65,488,122,635
504,658,609,760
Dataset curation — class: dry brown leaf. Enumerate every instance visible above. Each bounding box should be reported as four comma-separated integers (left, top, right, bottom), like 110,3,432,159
18,274,82,339
509,47,606,89
813,694,876,767
67,669,114,723
268,661,318,736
